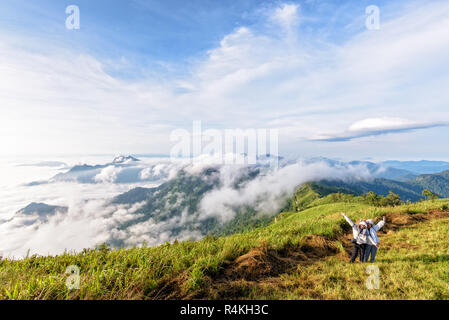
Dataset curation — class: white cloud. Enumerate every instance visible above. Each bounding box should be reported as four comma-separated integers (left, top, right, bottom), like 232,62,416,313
312,117,449,142
94,166,123,183
348,118,413,132
0,199,146,258
198,160,372,223
270,3,301,31
139,168,152,180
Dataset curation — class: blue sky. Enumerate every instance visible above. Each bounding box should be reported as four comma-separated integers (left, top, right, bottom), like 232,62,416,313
0,1,370,58
0,0,378,74
1,0,449,160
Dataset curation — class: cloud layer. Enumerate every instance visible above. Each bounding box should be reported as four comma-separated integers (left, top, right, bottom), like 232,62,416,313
0,155,376,258
312,118,449,142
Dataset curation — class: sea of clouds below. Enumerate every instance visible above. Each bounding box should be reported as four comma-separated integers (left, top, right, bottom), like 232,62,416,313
0,155,374,259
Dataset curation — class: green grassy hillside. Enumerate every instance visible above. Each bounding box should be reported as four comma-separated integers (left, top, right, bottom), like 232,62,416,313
262,215,449,299
1,197,448,300
283,182,357,212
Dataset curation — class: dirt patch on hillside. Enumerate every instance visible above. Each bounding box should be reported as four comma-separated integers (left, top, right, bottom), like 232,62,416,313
300,235,340,258
382,210,449,233
149,210,449,300
222,246,295,281
148,273,187,300
221,236,339,283
191,235,343,299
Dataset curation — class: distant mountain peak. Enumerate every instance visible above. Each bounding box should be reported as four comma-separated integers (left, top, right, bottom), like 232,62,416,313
112,155,140,164
17,202,68,216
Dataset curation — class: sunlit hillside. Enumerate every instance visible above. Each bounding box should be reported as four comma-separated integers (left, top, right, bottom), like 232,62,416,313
1,194,448,300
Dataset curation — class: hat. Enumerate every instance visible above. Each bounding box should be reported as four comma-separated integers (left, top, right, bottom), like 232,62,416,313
366,219,374,225
359,221,367,227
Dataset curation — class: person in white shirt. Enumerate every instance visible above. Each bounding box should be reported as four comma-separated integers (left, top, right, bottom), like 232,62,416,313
364,216,386,263
341,213,370,263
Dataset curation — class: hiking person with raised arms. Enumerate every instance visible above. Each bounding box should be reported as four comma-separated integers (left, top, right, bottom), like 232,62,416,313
364,216,386,263
341,212,370,263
